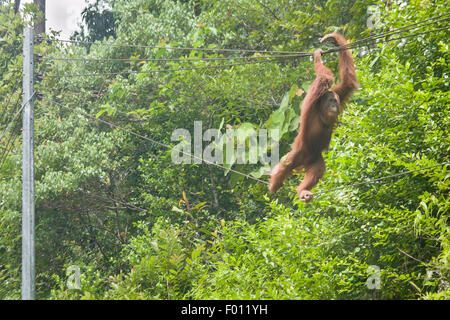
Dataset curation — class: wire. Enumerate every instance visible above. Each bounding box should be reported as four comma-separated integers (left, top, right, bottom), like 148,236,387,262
0,89,23,169
324,26,450,54
39,36,308,55
42,26,449,79
42,96,270,186
43,24,447,67
0,81,22,125
43,56,303,78
0,131,19,171
39,12,450,59
0,92,37,171
0,91,35,144
322,27,447,56
40,18,450,66
315,162,450,197
43,27,449,79
41,53,310,63
325,13,450,53
377,27,450,45
42,96,450,201
37,14,450,197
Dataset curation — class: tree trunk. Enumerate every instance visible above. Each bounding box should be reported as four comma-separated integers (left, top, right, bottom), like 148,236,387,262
14,0,21,14
33,0,46,35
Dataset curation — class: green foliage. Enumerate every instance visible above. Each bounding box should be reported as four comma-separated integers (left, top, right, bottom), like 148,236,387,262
72,0,117,43
0,3,25,299
0,0,449,300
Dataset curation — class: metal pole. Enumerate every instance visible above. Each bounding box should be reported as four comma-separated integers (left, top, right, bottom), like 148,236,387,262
22,27,35,300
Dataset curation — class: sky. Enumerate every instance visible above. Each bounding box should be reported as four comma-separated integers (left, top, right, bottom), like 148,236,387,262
21,0,87,39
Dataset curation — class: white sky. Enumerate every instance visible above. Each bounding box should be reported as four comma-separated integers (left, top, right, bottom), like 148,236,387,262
21,0,88,39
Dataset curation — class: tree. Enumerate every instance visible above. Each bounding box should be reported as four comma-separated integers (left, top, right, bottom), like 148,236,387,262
33,0,45,34
71,0,116,42
1,0,448,300
14,0,20,14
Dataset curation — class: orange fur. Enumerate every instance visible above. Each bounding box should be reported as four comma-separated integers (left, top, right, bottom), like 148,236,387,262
269,33,359,202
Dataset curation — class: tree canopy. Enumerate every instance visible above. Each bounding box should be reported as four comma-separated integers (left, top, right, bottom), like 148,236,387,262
0,0,448,300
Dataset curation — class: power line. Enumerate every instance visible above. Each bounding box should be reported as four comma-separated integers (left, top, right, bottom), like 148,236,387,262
41,53,309,63
324,26,450,53
40,19,450,66
39,12,450,60
0,90,32,144
325,13,450,53
0,91,35,172
0,81,22,125
42,96,270,186
315,162,450,197
42,97,449,200
39,36,308,55
0,89,23,171
43,56,303,78
42,26,449,79
44,27,448,79
0,131,19,171
36,15,450,199
379,26,450,44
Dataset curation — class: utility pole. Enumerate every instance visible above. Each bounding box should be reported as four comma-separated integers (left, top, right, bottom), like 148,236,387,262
22,27,35,300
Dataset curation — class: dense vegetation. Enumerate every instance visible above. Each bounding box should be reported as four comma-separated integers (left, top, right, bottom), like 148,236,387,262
0,0,448,300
